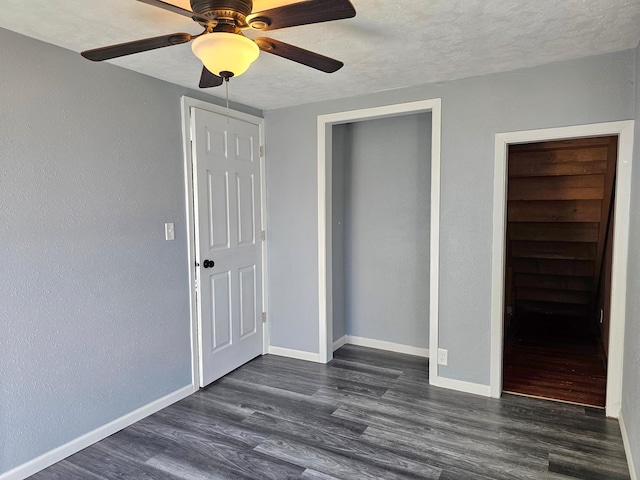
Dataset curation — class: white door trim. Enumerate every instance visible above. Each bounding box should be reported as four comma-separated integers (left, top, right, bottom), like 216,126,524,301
316,99,442,388
490,120,635,417
180,96,267,389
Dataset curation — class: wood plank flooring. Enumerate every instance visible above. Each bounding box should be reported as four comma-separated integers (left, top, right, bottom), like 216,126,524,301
30,345,629,479
503,314,607,407
503,343,607,407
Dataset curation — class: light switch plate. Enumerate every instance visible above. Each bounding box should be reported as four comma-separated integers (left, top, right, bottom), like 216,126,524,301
164,222,175,241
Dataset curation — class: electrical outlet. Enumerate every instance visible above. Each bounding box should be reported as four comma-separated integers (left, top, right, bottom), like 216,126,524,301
437,348,448,366
164,222,175,241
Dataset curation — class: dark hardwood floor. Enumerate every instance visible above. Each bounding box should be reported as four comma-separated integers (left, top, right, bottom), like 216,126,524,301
31,345,629,479
503,313,607,407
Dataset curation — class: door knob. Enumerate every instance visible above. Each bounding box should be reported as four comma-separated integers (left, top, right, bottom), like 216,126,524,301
203,259,215,268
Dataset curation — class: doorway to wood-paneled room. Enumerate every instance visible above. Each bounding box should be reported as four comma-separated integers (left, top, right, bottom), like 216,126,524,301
502,136,618,408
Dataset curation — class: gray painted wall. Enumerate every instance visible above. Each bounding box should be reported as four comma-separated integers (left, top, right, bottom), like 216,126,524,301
332,115,431,347
3,23,636,475
0,28,259,474
621,40,640,477
264,49,636,381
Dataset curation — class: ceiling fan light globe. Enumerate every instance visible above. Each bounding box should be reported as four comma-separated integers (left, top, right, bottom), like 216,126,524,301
191,33,259,78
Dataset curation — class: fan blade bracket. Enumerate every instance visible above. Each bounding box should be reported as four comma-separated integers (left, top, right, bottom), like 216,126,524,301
168,34,192,45
247,17,271,30
254,38,274,52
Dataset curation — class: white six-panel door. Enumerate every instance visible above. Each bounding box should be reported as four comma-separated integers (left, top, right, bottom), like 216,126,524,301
191,107,263,387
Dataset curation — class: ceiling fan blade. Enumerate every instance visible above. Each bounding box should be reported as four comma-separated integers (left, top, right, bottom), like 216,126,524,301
81,33,192,61
247,0,355,31
255,37,343,73
199,67,224,88
136,0,215,25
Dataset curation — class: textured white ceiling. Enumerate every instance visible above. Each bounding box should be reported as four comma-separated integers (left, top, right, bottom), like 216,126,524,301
2,0,639,110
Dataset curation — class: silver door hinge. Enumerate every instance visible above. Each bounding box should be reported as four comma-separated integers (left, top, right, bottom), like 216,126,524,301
260,230,266,242
262,312,267,323
259,145,264,157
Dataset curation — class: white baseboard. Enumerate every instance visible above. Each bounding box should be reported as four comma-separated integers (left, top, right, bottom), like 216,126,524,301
337,336,489,398
431,375,491,397
268,346,323,363
620,411,638,480
0,384,195,480
333,335,347,351
344,335,429,358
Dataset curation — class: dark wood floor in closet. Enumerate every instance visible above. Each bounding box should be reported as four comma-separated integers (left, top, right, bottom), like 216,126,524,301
503,314,607,408
31,345,629,480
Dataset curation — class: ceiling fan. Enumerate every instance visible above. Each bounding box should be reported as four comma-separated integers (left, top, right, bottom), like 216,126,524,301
81,0,356,88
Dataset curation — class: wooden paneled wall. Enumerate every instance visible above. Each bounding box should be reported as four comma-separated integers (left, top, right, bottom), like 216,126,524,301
505,136,617,322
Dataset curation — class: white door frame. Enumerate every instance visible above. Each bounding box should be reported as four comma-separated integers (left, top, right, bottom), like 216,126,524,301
180,96,268,390
490,120,635,417
317,99,442,386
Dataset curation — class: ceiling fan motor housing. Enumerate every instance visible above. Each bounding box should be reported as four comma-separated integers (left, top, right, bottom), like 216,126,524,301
191,0,253,22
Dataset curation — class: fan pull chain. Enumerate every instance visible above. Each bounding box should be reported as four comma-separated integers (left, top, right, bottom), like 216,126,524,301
225,79,230,124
